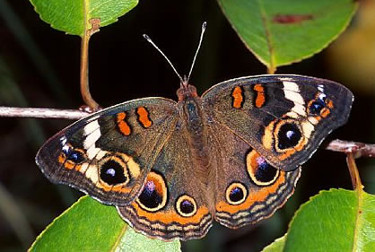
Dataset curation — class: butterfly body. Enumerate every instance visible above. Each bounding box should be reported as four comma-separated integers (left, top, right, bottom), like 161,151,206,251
36,74,353,240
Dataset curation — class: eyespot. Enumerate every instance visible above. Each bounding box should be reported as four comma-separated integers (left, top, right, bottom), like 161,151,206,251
136,171,167,212
309,100,325,115
58,145,86,168
225,182,248,205
99,156,129,186
246,150,280,186
277,123,302,150
309,93,327,115
66,150,86,163
176,195,197,217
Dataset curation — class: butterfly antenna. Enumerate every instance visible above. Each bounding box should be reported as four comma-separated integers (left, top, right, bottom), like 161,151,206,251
187,21,207,82
143,34,184,84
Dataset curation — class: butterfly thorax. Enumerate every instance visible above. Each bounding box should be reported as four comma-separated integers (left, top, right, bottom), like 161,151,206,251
177,83,211,181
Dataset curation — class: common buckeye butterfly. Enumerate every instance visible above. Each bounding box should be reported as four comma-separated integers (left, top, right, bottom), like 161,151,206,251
36,23,353,240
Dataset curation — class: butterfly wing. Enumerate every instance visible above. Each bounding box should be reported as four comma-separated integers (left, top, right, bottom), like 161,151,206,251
117,121,213,241
36,98,179,205
205,121,301,228
202,74,353,171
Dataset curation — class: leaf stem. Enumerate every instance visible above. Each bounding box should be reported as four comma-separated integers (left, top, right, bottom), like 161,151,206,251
80,19,101,111
346,152,364,191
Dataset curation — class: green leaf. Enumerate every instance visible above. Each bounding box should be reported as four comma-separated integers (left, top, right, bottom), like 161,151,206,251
118,226,181,252
284,189,375,252
218,0,357,71
29,0,138,36
261,235,286,252
29,196,181,251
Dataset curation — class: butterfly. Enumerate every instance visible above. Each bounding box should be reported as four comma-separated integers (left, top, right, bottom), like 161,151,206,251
36,23,353,240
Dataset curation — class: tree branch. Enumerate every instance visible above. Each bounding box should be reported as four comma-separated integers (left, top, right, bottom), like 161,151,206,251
325,139,375,158
0,106,88,120
1,106,375,159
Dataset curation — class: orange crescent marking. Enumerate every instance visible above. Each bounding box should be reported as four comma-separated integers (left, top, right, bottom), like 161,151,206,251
231,86,244,109
131,202,210,225
320,108,330,118
58,149,85,170
327,99,334,109
64,161,75,169
247,150,259,174
137,107,152,128
97,182,132,193
74,164,82,171
58,153,66,164
58,154,76,169
254,84,265,108
116,112,131,136
278,138,308,160
320,99,333,118
216,172,287,214
313,115,322,122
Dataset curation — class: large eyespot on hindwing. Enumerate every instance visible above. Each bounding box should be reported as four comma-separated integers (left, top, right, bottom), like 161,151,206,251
176,195,197,217
246,150,280,186
136,170,168,212
58,144,87,170
225,182,248,205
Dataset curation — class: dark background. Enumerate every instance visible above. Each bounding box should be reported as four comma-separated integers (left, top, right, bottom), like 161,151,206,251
0,0,374,251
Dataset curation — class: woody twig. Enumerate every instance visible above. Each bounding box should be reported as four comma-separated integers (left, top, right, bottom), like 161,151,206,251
325,139,375,158
0,106,88,120
1,105,374,160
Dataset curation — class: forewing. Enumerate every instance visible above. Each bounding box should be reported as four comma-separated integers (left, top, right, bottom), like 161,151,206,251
202,74,353,171
36,98,178,205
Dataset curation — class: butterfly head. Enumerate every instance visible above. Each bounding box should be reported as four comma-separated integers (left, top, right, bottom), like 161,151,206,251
177,80,198,101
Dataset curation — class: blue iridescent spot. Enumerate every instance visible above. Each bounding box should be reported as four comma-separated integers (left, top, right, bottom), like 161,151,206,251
138,180,162,208
67,151,84,163
229,187,244,203
62,145,85,163
310,100,325,114
309,93,327,115
180,199,194,214
255,156,278,183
